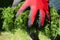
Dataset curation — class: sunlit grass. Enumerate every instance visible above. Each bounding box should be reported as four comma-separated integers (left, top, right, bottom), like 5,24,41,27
0,28,51,40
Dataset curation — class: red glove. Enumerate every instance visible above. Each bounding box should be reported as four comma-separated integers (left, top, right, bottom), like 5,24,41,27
16,0,50,28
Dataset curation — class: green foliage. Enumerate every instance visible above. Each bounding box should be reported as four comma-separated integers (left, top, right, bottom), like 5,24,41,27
0,1,60,40
2,7,14,31
39,7,60,39
1,2,28,31
15,10,29,30
50,7,60,37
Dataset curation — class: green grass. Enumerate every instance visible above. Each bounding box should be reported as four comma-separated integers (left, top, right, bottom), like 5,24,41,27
0,28,51,40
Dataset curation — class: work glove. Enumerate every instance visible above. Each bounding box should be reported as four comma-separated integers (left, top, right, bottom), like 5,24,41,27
16,0,51,28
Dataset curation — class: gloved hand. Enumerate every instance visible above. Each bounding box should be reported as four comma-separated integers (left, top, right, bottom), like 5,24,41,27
16,0,50,28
